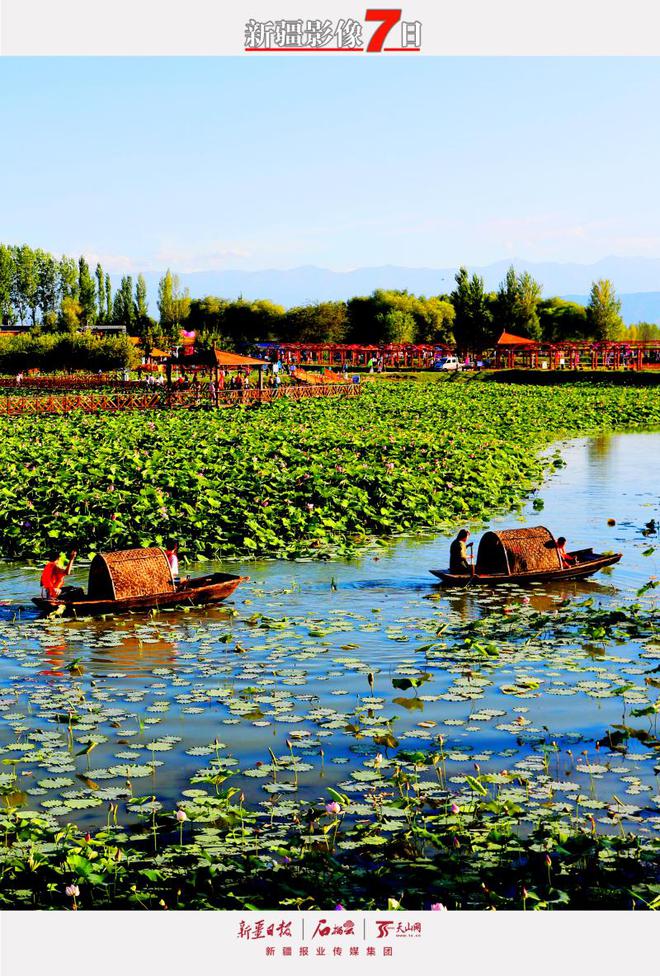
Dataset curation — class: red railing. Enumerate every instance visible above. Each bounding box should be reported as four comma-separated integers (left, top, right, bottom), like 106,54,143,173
0,383,362,416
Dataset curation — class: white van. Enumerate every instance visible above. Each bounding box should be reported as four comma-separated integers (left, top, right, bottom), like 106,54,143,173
432,356,463,372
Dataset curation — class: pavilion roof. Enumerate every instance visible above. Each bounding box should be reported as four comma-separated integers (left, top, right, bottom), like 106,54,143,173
496,330,536,346
173,348,269,368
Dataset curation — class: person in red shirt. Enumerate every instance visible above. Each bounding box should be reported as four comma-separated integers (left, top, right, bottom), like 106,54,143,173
556,537,575,567
40,550,77,599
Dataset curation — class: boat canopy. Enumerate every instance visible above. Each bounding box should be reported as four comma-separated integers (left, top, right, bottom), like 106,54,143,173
476,526,561,575
88,547,174,600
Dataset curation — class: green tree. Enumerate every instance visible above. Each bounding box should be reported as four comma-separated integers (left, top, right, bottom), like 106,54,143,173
494,265,542,339
58,255,79,300
0,245,15,325
415,296,455,344
623,321,660,342
284,301,348,343
105,273,112,320
135,274,149,323
587,279,624,341
494,265,519,331
376,308,416,343
35,250,58,324
157,270,192,343
220,298,282,345
58,295,82,332
538,298,589,342
636,321,660,341
514,271,542,340
95,263,106,322
451,267,493,353
78,256,97,327
112,275,135,328
12,244,38,325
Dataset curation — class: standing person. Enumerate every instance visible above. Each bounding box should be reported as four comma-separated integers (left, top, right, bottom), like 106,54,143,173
40,550,77,599
165,541,179,580
449,530,472,574
208,379,216,405
367,357,374,374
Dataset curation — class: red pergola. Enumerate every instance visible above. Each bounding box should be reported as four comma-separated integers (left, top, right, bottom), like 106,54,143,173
495,333,660,370
257,342,453,369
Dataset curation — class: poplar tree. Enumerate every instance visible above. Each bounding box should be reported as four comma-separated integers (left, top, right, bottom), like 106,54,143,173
587,279,624,340
0,245,14,325
136,273,149,322
78,256,97,327
13,245,38,325
95,263,106,322
35,250,59,326
158,269,190,343
105,273,112,321
451,266,492,353
112,275,135,328
58,255,79,300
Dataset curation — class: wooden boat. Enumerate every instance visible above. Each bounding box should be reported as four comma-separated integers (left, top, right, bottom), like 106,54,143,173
32,546,249,617
430,526,622,587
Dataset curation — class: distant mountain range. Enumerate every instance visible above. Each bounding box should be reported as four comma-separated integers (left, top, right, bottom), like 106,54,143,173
127,258,660,324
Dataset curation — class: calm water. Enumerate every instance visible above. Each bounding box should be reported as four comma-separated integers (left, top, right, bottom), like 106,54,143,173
0,432,658,830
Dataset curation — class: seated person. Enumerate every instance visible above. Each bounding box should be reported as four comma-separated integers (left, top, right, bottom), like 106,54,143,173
41,550,77,599
556,536,576,567
449,529,472,573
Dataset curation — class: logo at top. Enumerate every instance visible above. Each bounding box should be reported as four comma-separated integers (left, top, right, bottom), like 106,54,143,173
245,10,421,52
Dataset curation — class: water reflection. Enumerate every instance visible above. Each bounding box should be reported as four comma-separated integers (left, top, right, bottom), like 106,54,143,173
587,433,613,464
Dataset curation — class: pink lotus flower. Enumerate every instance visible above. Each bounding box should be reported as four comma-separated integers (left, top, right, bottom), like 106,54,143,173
325,801,341,815
450,802,460,815
175,809,187,823
65,885,80,898
431,903,447,911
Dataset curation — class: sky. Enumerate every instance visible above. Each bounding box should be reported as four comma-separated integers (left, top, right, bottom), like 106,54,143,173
2,56,660,274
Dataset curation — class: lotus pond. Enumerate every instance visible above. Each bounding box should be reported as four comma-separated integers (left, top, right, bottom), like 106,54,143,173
0,387,659,910
0,381,659,560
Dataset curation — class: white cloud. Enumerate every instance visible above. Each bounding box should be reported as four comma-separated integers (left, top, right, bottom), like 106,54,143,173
153,241,252,273
81,251,141,273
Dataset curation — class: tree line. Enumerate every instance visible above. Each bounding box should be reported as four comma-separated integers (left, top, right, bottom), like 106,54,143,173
0,333,138,373
188,271,657,352
2,243,659,354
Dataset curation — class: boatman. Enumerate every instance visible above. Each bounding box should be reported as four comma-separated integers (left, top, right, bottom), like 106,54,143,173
555,536,576,567
449,529,473,574
40,550,77,599
165,540,181,583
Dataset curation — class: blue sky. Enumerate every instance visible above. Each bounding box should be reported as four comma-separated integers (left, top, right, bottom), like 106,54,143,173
1,57,660,273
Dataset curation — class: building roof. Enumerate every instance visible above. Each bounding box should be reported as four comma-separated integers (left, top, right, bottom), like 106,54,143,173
175,348,269,368
496,330,536,346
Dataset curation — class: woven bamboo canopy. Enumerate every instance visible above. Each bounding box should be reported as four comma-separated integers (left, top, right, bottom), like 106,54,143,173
88,547,174,600
476,526,561,575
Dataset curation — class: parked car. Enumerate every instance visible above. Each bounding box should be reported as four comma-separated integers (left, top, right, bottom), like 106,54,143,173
432,356,463,372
